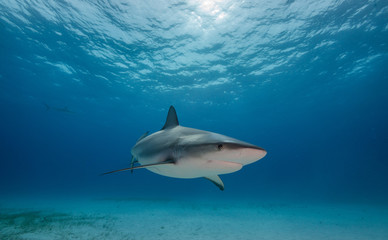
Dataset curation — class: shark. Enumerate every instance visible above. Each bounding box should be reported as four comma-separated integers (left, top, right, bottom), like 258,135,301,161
43,103,75,113
103,106,267,190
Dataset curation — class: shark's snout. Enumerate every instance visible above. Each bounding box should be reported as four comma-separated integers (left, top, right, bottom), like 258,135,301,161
216,143,267,166
238,146,267,165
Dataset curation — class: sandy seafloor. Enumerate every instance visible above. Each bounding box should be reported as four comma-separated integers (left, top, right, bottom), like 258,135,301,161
1,196,387,240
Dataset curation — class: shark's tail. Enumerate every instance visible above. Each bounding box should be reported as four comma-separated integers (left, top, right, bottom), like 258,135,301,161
43,102,50,111
101,160,175,176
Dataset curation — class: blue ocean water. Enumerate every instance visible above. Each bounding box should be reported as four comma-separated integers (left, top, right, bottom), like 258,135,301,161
0,0,387,206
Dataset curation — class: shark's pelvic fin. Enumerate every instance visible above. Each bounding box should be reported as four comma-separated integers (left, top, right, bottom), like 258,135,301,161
130,156,137,174
204,175,225,191
162,106,179,130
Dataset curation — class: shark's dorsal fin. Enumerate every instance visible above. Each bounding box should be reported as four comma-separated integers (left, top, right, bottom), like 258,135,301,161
204,175,225,191
162,106,179,130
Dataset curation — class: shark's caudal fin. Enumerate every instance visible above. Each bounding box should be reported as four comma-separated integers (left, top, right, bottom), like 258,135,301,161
43,103,50,111
101,160,175,176
204,175,225,191
131,131,149,173
161,106,179,130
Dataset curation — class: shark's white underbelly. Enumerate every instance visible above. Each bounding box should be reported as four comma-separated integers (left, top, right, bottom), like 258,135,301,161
140,157,242,179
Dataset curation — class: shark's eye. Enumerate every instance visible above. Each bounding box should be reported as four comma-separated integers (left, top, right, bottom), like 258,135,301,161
217,144,223,150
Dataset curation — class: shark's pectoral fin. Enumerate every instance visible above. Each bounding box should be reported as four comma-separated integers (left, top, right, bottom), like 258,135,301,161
204,175,224,191
101,160,174,176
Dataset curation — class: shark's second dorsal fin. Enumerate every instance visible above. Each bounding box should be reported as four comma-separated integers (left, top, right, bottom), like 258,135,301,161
162,106,179,130
136,131,149,143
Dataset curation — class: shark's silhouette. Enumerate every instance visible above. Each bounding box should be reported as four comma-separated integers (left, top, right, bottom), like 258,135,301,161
43,103,74,113
103,106,267,190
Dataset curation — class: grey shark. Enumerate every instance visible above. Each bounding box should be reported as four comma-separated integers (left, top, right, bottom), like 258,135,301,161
103,106,267,190
43,103,74,113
